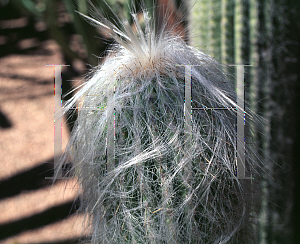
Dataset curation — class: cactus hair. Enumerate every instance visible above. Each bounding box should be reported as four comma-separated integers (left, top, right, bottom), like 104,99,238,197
56,1,265,243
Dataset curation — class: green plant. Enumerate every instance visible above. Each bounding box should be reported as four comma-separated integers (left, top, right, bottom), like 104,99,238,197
57,1,264,243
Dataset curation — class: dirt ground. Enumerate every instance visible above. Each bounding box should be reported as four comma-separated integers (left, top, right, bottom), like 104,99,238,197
0,39,90,243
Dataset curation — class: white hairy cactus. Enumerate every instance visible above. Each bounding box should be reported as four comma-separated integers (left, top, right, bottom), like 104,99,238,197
57,1,262,243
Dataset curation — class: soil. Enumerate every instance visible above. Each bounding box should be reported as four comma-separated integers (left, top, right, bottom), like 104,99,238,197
0,26,90,244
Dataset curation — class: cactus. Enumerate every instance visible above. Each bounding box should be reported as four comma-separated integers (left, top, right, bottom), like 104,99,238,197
190,0,295,243
54,1,268,243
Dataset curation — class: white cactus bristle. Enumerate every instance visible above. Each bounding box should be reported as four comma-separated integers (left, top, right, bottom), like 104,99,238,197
56,1,264,243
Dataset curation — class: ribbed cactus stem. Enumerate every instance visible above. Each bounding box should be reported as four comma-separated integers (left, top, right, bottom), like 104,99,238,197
221,0,234,65
211,0,222,62
190,0,209,51
249,0,259,112
234,0,243,65
258,0,273,243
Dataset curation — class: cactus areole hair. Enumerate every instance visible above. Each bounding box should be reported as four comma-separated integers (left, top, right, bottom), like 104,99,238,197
57,1,262,243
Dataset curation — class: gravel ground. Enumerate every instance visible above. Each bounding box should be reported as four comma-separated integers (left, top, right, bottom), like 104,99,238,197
0,39,90,244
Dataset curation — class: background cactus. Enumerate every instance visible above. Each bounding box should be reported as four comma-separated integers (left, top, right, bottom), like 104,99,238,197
190,0,298,243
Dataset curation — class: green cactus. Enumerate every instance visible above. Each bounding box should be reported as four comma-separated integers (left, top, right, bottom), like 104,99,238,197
190,0,295,243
